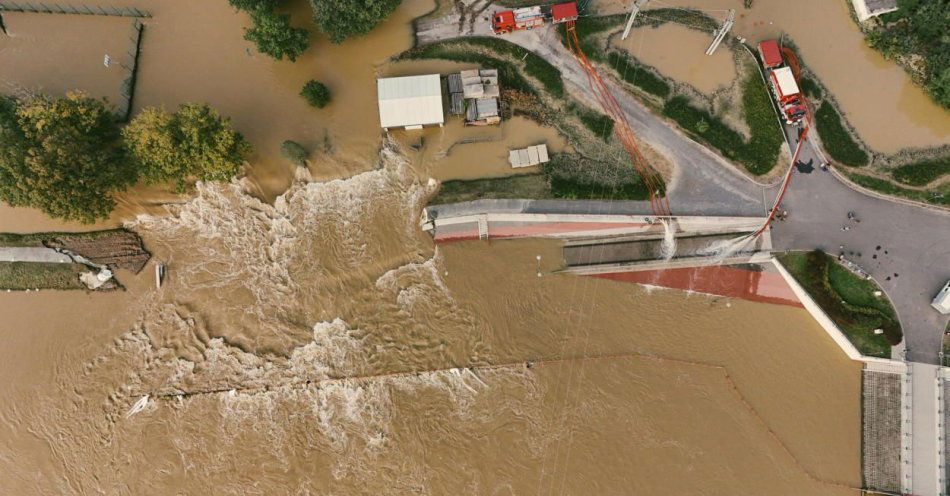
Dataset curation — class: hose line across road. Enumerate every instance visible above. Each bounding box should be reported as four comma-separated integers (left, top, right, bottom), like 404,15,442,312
414,1,950,363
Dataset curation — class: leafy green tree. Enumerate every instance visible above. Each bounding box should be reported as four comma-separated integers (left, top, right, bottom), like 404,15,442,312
300,80,331,108
280,140,309,166
0,92,134,223
309,0,402,43
244,7,310,62
228,0,279,12
123,103,252,190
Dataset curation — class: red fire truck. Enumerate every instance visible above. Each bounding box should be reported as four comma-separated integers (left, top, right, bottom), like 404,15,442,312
757,39,807,125
491,2,579,34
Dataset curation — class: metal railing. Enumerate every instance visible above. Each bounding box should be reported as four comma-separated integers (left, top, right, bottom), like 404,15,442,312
0,1,150,17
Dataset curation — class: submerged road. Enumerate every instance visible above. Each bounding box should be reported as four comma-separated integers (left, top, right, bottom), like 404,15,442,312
416,2,950,363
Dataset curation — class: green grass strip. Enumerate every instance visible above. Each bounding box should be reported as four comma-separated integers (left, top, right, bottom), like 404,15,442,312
891,157,950,186
431,174,553,204
606,51,671,99
0,262,88,290
843,171,950,206
815,103,868,166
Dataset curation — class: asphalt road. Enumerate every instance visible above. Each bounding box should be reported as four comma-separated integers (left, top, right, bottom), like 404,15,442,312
417,2,950,363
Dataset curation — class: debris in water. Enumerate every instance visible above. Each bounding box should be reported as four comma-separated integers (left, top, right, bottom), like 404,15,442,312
125,395,149,418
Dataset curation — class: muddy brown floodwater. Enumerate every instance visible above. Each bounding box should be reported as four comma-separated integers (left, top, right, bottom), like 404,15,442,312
0,146,862,494
0,0,867,493
595,0,950,153
611,23,737,95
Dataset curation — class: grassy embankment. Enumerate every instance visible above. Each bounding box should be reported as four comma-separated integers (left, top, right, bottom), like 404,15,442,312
0,229,132,290
814,103,868,167
563,11,783,176
778,250,901,358
0,262,89,290
401,37,656,204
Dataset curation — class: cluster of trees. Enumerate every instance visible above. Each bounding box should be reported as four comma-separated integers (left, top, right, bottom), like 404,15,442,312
865,0,949,109
228,0,310,62
309,0,403,43
228,0,404,61
0,92,250,223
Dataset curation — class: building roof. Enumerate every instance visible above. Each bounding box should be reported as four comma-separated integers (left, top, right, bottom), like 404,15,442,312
377,75,444,129
551,2,578,21
772,67,800,98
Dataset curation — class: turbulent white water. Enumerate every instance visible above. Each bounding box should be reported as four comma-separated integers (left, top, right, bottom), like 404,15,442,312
659,218,677,261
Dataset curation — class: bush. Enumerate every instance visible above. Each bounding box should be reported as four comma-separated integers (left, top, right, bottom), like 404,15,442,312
815,103,868,166
300,80,331,108
280,140,309,166
0,93,135,223
891,157,950,186
228,0,279,11
309,0,402,43
799,76,822,99
244,7,310,62
607,51,671,99
123,104,251,190
573,104,614,141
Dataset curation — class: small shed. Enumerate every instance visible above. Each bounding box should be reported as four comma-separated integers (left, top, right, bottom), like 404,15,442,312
377,74,444,130
509,144,550,168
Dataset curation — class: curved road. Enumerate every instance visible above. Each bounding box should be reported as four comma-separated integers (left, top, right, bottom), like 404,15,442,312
416,2,950,363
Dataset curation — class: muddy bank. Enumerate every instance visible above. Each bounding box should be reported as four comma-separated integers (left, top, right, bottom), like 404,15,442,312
0,229,151,273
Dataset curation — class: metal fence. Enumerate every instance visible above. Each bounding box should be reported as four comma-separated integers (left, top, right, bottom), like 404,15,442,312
116,17,143,121
0,1,150,17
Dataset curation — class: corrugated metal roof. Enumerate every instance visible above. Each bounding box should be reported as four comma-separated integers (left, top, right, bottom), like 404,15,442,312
377,75,444,129
475,98,498,118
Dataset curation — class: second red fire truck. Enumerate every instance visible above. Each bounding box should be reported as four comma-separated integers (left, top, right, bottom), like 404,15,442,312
757,39,807,125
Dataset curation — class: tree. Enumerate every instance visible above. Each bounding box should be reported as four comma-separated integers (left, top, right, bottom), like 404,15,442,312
0,92,134,223
300,80,330,108
280,140,308,166
123,103,252,190
228,0,279,11
244,7,310,62
309,0,402,43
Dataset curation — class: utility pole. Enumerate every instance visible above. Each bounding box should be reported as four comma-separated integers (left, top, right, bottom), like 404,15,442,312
705,9,735,55
620,0,649,41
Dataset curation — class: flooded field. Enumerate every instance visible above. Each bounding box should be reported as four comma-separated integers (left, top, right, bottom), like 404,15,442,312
610,23,737,95
595,0,950,153
0,12,129,103
0,149,861,493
